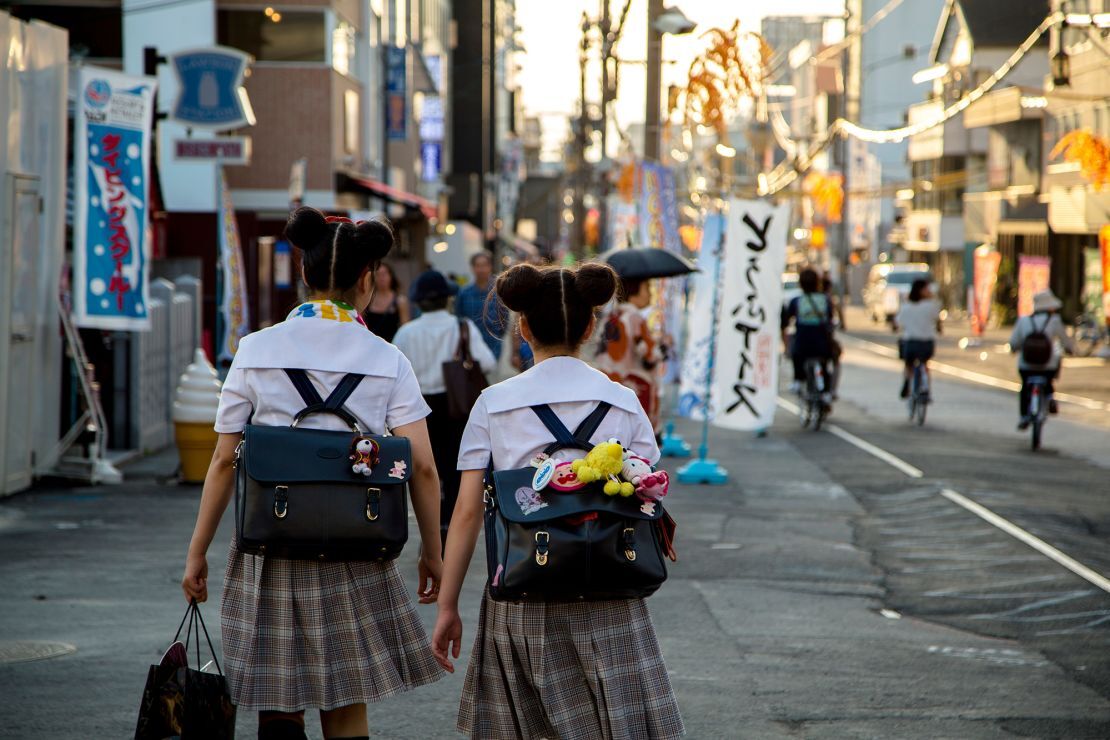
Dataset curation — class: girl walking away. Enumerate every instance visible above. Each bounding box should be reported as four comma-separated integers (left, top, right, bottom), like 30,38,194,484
432,262,684,739
182,208,444,740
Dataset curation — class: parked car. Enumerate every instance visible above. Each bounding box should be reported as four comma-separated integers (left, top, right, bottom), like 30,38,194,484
864,263,933,323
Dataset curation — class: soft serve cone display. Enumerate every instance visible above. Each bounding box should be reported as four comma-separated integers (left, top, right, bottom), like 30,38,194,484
172,349,223,483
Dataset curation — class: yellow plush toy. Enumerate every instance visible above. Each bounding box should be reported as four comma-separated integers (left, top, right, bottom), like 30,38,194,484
570,441,635,496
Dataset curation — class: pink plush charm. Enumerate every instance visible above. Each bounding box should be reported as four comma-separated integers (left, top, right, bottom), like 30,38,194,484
635,470,669,502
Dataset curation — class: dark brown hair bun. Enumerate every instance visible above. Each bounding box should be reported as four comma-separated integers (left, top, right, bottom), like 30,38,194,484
283,207,395,293
495,262,618,350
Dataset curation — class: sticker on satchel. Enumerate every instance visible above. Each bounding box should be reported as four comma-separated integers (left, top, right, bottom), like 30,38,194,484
389,460,407,479
515,486,548,515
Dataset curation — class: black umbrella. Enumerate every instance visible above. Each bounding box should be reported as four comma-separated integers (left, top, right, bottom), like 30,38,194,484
602,247,698,280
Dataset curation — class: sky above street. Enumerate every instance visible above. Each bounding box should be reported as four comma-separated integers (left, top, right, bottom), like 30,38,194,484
516,0,846,157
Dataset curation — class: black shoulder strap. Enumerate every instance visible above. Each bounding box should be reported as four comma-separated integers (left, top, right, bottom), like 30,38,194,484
572,401,611,443
531,404,575,445
284,369,324,407
531,401,612,453
324,373,365,411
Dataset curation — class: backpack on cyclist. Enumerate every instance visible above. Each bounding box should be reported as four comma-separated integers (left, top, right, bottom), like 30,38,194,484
1021,315,1053,365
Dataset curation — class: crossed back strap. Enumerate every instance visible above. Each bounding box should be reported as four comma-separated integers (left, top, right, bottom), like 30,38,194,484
284,369,365,431
531,401,613,454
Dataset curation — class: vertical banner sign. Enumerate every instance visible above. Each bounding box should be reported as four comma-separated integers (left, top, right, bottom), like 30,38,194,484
1017,255,1052,317
1100,225,1110,323
971,248,1001,336
217,168,250,362
386,46,407,141
637,162,681,251
713,199,790,431
678,212,725,419
73,67,157,330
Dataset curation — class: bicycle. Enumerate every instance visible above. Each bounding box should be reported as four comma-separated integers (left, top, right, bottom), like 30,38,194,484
800,358,831,431
1025,374,1051,451
1071,312,1108,357
907,359,930,426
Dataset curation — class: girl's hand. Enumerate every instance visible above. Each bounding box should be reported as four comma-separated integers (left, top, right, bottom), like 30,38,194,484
182,553,208,603
432,607,463,673
417,553,442,604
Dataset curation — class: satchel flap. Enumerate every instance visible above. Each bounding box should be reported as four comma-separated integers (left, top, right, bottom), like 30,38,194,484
243,424,413,484
492,467,664,524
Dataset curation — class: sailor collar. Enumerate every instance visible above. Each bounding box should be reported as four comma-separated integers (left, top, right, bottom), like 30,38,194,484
480,356,643,414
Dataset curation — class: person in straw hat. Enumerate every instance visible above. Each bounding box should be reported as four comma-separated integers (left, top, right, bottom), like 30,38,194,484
1009,290,1075,430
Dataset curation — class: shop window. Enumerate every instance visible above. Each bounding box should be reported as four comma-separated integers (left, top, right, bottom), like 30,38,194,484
218,10,326,62
10,5,122,59
344,90,360,155
333,20,356,76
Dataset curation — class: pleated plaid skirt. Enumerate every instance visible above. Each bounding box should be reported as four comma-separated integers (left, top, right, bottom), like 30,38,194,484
220,548,442,712
458,593,684,739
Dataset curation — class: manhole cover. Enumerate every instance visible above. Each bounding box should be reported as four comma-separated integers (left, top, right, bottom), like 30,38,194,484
0,641,77,665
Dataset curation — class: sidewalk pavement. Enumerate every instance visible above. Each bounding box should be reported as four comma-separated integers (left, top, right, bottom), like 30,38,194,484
1,418,1108,738
842,305,1110,406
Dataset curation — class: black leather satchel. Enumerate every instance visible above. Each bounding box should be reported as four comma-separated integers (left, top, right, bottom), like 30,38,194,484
233,369,411,561
443,319,489,420
484,402,670,602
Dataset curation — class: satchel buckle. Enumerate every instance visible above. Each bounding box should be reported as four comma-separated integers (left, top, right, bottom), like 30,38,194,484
622,527,637,561
273,486,289,519
366,487,381,521
232,439,243,468
534,530,549,566
483,484,495,509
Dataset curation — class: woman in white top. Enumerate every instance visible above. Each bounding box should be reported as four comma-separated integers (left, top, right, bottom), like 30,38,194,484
432,263,684,739
181,208,444,740
393,270,496,542
893,278,942,399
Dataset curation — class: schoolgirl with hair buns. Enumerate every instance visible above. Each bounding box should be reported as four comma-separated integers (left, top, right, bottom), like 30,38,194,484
182,207,445,740
432,262,685,738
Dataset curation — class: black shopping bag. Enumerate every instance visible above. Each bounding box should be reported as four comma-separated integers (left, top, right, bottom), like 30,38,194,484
135,600,236,740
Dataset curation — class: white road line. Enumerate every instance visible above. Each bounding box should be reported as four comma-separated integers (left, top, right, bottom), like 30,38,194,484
776,397,924,478
840,335,1110,411
775,395,1110,594
940,489,1110,595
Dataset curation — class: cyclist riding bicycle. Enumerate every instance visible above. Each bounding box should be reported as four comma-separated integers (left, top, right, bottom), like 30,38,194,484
781,268,834,399
1009,290,1075,430
893,278,941,399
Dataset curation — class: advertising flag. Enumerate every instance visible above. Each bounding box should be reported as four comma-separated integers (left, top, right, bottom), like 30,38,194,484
1017,255,1051,317
73,67,157,330
217,168,250,362
637,162,681,252
713,199,790,431
677,212,725,419
971,247,1001,336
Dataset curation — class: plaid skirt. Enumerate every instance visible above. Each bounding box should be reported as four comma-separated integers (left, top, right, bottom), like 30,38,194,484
458,593,684,739
220,548,442,712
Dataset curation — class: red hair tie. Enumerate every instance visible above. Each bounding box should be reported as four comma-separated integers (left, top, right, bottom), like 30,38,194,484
325,215,367,226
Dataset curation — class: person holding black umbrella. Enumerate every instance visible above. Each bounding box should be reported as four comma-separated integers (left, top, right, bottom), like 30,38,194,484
594,247,697,431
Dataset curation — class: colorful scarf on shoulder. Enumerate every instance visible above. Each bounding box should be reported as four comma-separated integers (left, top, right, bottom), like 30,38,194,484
287,299,367,327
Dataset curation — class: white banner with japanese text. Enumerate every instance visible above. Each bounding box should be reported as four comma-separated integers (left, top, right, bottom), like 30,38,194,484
73,66,157,330
712,199,789,431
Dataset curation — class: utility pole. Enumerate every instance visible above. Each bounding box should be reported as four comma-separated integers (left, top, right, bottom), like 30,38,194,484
572,12,590,259
837,0,862,305
644,0,663,161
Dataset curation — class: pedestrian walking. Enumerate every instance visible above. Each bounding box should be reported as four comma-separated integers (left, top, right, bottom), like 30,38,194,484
181,208,444,740
592,276,663,431
362,261,410,342
393,270,496,542
432,262,684,739
1010,290,1075,429
455,252,508,358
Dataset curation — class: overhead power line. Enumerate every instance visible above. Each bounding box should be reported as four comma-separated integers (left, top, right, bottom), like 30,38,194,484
760,11,1063,196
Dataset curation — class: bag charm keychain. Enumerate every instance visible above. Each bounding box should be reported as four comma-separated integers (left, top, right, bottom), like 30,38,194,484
350,437,380,476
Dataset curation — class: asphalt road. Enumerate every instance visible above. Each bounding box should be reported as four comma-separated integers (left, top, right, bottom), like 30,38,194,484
1,338,1109,738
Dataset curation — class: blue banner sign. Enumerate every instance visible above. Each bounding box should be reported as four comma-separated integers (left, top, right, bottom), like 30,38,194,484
386,46,407,141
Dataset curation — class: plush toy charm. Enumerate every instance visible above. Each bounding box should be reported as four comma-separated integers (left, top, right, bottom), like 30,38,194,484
349,437,380,477
571,440,635,496
620,450,669,502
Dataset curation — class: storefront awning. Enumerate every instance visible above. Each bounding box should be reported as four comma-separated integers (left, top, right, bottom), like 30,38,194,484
337,173,437,220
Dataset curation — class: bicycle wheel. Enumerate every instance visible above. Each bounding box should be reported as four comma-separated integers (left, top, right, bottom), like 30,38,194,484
915,395,927,426
1031,418,1042,450
1073,319,1098,357
800,403,812,428
813,403,824,431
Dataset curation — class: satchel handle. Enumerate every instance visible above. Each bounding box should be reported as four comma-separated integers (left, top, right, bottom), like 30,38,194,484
454,319,474,368
291,405,364,434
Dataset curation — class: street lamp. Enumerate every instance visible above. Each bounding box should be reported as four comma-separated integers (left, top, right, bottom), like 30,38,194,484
645,2,695,160
1051,49,1071,87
